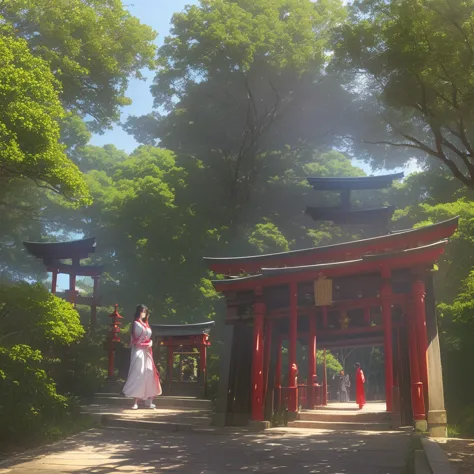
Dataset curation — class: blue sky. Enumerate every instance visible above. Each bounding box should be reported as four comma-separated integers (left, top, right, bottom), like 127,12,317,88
90,0,198,151
90,0,419,176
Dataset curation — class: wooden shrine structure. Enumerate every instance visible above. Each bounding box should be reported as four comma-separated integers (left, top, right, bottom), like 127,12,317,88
152,321,214,398
306,172,403,227
24,238,103,329
205,174,457,437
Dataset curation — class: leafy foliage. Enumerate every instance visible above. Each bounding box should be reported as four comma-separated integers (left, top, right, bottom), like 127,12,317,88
0,34,89,204
0,282,84,351
333,0,474,188
0,344,71,443
0,0,157,131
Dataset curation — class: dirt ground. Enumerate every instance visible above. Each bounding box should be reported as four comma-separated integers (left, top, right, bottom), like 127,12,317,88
439,438,474,474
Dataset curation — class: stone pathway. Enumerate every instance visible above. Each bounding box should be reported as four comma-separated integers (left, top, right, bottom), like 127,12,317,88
0,426,410,474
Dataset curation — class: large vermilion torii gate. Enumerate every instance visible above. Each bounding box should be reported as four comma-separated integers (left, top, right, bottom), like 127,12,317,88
205,217,458,437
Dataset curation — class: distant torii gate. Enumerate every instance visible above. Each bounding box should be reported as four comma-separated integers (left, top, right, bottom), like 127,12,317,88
152,321,214,398
23,238,103,329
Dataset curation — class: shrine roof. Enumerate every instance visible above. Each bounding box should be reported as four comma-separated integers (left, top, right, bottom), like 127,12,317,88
204,217,458,274
210,240,448,289
260,240,447,276
305,206,395,225
24,237,96,260
151,321,215,337
307,172,404,190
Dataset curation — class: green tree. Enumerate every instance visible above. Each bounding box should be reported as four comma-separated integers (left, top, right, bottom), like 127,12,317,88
0,282,84,351
333,0,474,189
125,0,361,235
0,0,157,132
0,344,71,443
0,34,89,204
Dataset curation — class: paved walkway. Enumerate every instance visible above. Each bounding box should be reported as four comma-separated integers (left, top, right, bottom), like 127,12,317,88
0,426,410,474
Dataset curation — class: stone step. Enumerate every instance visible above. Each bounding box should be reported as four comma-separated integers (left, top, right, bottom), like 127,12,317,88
91,394,212,410
298,410,390,423
102,415,214,433
287,420,392,431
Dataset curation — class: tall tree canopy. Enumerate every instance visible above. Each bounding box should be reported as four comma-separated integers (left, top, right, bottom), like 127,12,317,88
333,0,474,189
0,0,157,132
125,0,373,236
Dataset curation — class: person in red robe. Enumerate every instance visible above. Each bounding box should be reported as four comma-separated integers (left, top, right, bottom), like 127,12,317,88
355,363,366,409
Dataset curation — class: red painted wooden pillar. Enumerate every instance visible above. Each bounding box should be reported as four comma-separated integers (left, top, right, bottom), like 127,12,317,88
69,272,77,306
407,302,426,421
167,345,174,391
288,281,298,413
91,276,100,330
381,280,394,412
275,336,282,411
412,279,429,408
308,313,317,409
200,342,207,392
322,348,328,406
251,300,265,421
51,269,58,295
263,319,272,402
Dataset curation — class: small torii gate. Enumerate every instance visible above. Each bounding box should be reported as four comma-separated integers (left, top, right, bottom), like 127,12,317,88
152,321,214,398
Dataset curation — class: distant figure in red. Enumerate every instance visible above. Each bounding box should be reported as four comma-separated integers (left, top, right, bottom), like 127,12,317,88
355,363,366,409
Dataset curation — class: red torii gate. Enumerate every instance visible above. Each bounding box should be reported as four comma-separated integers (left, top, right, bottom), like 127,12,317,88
205,217,458,437
152,322,214,398
23,238,103,329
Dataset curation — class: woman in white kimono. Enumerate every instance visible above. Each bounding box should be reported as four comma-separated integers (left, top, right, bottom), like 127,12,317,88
123,304,162,409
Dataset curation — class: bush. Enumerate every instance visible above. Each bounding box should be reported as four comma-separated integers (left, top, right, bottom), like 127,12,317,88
0,282,84,351
46,334,108,398
0,345,74,443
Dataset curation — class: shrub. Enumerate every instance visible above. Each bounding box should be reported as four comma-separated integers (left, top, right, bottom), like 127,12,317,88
0,345,73,443
0,282,84,351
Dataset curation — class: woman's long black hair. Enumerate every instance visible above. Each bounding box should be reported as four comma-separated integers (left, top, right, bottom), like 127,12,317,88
131,304,149,338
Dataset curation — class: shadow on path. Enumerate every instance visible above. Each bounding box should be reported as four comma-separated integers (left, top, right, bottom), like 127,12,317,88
0,427,410,474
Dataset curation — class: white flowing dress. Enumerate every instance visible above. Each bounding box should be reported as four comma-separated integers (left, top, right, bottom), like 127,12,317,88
122,320,162,400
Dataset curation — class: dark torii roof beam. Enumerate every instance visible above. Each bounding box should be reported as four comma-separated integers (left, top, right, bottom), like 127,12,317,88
23,237,96,260
151,321,215,338
307,172,405,191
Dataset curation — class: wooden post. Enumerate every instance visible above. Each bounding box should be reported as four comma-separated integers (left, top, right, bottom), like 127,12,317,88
308,312,317,409
412,279,429,408
407,301,426,428
51,269,58,295
200,342,207,397
251,300,265,421
381,280,394,412
90,276,100,330
263,319,272,402
288,281,298,413
275,336,282,411
322,348,328,406
107,304,122,379
69,272,77,306
167,345,174,392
